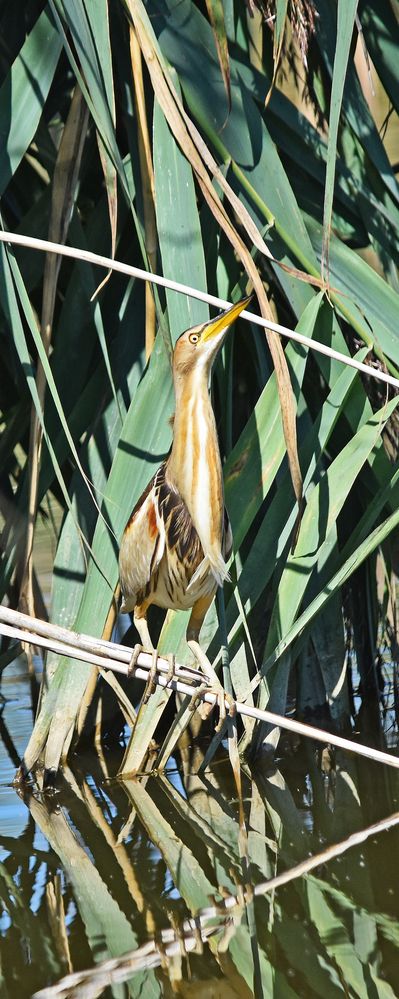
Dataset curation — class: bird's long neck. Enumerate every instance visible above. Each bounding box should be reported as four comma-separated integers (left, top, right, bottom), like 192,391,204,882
167,366,224,569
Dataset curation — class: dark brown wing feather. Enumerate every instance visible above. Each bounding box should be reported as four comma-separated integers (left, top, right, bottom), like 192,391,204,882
155,463,203,569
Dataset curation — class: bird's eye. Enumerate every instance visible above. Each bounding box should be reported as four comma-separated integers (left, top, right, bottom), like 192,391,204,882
189,333,200,345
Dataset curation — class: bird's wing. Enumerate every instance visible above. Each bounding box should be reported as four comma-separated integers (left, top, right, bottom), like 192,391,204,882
119,472,166,613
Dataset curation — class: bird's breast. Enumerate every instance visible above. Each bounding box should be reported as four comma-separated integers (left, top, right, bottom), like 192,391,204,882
168,394,224,559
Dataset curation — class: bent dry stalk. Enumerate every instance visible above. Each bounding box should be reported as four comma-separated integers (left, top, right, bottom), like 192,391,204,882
1,605,399,773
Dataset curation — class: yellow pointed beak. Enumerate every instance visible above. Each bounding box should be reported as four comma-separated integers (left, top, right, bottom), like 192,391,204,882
201,294,252,342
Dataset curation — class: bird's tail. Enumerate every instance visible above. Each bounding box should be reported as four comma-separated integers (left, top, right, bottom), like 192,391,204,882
187,551,230,594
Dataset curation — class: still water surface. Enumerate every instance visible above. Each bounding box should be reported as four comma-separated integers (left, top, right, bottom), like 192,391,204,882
1,656,399,998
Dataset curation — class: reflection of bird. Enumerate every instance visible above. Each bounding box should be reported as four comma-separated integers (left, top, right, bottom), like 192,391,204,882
119,296,251,705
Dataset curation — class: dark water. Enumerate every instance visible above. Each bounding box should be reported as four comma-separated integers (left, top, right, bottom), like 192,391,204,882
1,659,399,998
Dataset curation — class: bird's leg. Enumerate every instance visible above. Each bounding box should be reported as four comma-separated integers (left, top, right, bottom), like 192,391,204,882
186,596,233,732
131,612,158,704
133,611,175,702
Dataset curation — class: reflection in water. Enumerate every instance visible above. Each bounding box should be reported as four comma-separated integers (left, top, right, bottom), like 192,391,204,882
1,664,399,997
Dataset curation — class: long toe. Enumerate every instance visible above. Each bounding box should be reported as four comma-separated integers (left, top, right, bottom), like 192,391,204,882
188,680,229,732
128,643,144,677
214,686,227,733
142,647,159,704
188,681,210,715
165,653,176,686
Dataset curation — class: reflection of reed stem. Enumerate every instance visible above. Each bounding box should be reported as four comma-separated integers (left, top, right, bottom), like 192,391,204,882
3,605,399,772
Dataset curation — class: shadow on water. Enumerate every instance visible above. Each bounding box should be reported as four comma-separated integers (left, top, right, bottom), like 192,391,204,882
1,659,399,998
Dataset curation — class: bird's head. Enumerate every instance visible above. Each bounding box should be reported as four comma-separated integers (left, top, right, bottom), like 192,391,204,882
173,295,252,380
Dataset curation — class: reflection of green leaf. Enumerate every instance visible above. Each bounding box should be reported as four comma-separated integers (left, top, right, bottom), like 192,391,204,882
0,862,62,990
7,738,398,999
124,778,216,910
305,880,396,998
124,774,299,996
228,922,298,998
27,791,161,997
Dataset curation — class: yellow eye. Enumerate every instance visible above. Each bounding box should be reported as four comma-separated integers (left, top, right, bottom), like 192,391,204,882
189,333,200,344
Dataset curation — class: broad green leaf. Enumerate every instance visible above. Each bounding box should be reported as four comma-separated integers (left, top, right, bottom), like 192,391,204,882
154,0,318,271
265,398,399,656
22,332,174,775
250,394,399,748
216,344,370,664
0,9,62,195
0,244,87,572
85,0,118,269
153,96,209,338
49,0,124,177
306,213,399,373
265,396,398,669
321,0,359,274
47,287,146,681
315,0,399,206
360,0,399,119
253,466,399,696
1,244,103,532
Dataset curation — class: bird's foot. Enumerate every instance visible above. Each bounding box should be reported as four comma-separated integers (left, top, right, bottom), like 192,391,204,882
188,681,236,733
186,638,236,730
128,643,158,701
130,646,176,703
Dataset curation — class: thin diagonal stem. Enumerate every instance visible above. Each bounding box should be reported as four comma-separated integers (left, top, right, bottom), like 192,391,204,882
2,606,399,773
1,230,398,391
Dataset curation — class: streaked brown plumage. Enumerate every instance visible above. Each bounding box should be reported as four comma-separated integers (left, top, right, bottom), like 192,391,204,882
119,295,251,688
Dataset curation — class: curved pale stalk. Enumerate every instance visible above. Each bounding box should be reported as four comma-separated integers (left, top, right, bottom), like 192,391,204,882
1,230,398,391
2,607,399,774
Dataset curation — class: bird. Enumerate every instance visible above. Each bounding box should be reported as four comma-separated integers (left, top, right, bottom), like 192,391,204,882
119,294,252,714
